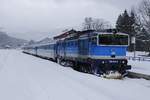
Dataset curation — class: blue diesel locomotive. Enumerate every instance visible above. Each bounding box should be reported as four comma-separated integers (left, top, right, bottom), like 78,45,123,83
23,29,131,78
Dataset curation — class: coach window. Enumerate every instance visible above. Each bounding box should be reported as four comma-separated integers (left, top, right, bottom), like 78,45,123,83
66,42,68,47
75,41,77,46
74,41,76,46
71,41,73,46
45,46,47,49
67,42,70,47
70,42,72,46
72,41,74,46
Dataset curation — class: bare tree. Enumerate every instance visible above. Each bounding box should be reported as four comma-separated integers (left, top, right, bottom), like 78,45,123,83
139,0,150,33
83,17,93,30
83,17,111,31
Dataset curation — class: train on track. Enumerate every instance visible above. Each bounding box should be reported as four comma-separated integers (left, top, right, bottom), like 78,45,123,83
23,29,131,78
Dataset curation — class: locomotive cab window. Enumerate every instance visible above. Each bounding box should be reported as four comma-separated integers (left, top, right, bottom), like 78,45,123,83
98,34,128,46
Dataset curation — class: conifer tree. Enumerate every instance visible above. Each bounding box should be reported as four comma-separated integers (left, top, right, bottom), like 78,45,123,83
116,10,135,36
116,10,137,51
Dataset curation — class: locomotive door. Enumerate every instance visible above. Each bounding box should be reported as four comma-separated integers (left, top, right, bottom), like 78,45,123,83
54,42,58,59
78,38,89,56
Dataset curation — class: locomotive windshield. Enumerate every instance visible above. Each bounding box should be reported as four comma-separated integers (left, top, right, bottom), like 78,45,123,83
98,34,128,46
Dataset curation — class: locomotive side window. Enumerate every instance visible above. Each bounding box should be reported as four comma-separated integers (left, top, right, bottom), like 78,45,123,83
91,37,97,45
98,34,128,46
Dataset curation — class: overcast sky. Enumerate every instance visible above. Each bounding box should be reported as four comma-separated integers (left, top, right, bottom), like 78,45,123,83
0,0,143,40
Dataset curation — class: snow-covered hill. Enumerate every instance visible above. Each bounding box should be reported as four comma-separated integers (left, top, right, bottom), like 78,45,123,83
0,31,27,49
0,50,149,100
25,37,54,47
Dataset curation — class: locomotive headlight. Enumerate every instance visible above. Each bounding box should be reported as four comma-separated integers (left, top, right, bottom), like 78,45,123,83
102,61,105,64
122,61,125,64
122,60,128,64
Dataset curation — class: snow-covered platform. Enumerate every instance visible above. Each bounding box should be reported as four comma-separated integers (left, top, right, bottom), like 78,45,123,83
127,52,150,75
0,50,150,100
129,60,150,75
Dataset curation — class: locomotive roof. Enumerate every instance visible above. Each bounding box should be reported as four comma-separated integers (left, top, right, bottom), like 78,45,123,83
53,29,129,40
53,29,77,40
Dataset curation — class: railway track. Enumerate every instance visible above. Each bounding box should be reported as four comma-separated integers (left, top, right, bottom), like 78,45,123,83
127,71,150,80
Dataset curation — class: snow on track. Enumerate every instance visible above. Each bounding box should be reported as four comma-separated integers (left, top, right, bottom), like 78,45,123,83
0,50,150,100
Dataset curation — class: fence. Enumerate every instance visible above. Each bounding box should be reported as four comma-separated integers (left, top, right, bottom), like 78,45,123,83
127,56,150,61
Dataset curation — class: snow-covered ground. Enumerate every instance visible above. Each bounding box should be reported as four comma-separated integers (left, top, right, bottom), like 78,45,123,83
0,50,150,100
127,51,150,75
